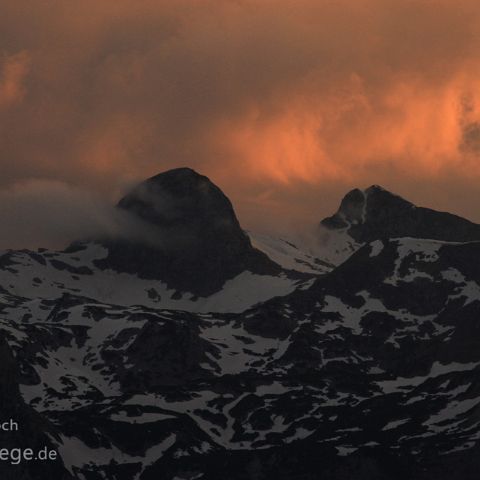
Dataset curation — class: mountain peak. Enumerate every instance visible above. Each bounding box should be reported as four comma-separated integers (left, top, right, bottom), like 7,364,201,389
364,184,412,206
365,184,387,193
325,185,412,230
98,168,280,295
118,167,235,229
321,184,480,244
143,167,212,195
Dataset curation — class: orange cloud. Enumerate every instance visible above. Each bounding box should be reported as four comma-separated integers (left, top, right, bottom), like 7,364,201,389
1,0,480,230
0,51,30,108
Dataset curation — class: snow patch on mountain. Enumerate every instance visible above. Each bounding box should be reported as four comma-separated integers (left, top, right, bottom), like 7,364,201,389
0,243,302,313
249,231,333,274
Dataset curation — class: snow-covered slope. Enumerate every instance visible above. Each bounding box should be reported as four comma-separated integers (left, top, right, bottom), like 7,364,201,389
248,231,334,274
2,236,480,479
0,242,304,314
3,172,480,480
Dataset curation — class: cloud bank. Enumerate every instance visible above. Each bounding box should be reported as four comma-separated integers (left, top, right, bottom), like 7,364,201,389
0,181,119,249
0,180,174,250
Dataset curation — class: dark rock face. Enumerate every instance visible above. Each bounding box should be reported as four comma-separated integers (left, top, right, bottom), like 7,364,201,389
114,315,214,391
118,168,244,236
96,168,280,296
322,185,480,243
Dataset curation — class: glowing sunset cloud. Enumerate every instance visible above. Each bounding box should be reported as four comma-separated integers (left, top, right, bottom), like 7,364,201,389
1,0,480,231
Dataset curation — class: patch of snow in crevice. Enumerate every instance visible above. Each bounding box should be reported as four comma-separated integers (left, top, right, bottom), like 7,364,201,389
369,240,384,257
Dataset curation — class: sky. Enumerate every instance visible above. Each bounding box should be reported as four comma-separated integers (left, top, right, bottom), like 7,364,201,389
2,0,480,247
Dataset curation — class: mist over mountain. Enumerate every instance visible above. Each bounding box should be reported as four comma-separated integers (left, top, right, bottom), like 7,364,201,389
1,168,480,479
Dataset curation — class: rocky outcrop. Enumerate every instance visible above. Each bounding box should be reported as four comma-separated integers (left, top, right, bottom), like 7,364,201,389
322,185,480,243
96,168,282,296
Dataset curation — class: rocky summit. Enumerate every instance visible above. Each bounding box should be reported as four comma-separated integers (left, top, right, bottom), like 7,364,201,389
1,170,480,480
96,167,282,296
321,184,480,243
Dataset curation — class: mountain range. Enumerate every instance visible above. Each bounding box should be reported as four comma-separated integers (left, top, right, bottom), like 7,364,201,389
1,167,480,479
